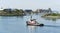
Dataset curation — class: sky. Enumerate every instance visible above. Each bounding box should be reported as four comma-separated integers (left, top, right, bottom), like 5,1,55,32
0,0,60,11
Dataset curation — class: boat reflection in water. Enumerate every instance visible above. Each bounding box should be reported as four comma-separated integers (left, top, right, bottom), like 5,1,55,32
27,26,37,33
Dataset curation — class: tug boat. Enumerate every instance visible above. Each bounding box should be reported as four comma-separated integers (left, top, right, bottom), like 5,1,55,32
26,19,44,26
26,13,44,26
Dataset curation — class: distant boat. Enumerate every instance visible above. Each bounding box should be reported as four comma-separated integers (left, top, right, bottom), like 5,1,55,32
26,14,44,26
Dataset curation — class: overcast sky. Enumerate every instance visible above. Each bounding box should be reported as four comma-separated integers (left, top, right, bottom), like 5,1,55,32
0,0,60,11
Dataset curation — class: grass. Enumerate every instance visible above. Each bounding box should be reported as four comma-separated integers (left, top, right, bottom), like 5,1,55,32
42,13,60,19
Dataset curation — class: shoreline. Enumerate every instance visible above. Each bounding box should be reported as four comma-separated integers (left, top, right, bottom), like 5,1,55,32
42,16,60,19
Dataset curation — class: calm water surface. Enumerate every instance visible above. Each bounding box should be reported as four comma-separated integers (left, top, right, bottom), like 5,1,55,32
0,13,60,33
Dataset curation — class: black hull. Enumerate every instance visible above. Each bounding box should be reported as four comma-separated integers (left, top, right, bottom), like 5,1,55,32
27,24,44,26
26,20,44,26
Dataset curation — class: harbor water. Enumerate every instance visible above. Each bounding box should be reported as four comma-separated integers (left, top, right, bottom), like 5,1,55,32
0,13,60,33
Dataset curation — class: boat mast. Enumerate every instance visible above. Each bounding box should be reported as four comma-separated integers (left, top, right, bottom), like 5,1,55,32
30,15,32,20
30,12,32,20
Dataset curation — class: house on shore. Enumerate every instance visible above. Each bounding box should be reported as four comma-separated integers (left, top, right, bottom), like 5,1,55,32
24,9,32,14
35,8,52,13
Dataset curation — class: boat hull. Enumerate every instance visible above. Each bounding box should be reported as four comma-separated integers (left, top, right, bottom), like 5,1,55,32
27,23,44,26
26,20,44,26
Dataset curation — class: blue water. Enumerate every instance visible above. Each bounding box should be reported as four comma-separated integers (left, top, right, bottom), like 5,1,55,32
0,13,60,33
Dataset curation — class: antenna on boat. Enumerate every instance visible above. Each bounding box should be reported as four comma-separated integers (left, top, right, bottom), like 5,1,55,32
30,15,32,20
30,12,32,20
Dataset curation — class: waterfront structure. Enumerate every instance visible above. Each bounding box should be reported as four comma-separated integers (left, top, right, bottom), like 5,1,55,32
25,9,32,12
35,8,52,13
24,9,32,14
